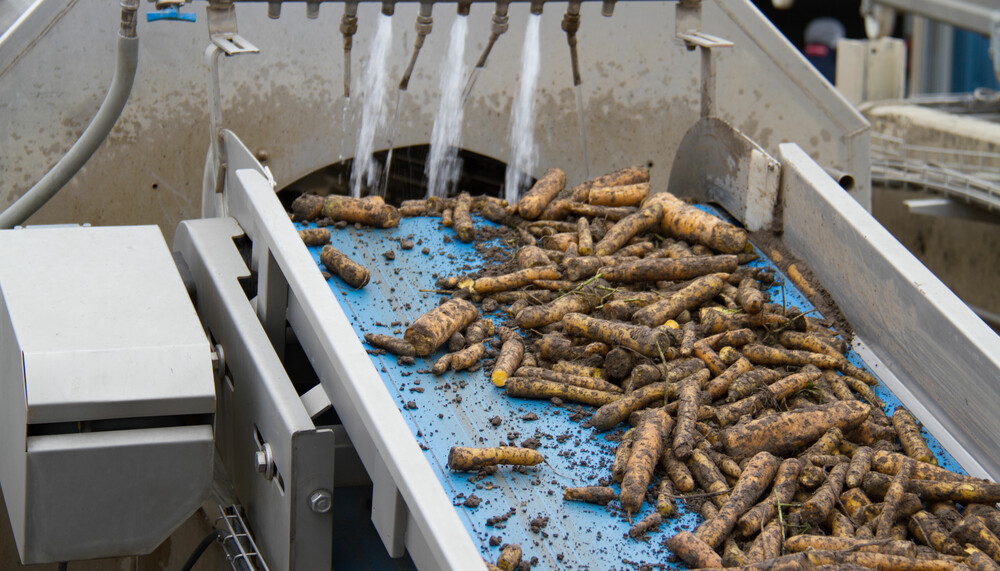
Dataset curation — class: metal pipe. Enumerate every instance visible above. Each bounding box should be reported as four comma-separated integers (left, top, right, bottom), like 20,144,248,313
0,0,140,229
340,1,359,99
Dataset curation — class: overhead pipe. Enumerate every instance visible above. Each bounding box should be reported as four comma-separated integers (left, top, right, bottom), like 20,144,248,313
0,0,140,229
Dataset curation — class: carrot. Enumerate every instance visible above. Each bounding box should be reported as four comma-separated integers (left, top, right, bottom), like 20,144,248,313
298,227,331,246
562,313,673,359
491,336,525,388
469,266,562,295
785,535,917,557
291,193,325,220
517,167,566,220
846,446,874,488
320,195,400,228
563,486,616,505
575,217,594,255
514,367,622,393
504,377,620,407
645,191,748,254
799,462,850,527
688,449,732,508
877,458,915,538
496,543,522,571
696,451,781,548
404,299,479,356
629,512,663,538
893,409,937,465
591,202,664,256
600,254,739,283
656,478,678,518
632,274,727,327
909,511,964,556
741,343,845,370
745,519,783,563
320,245,371,288
735,278,764,314
621,409,674,514
735,457,802,538
516,290,599,329
588,182,650,207
363,333,416,356
720,400,871,458
667,531,724,569
448,446,543,471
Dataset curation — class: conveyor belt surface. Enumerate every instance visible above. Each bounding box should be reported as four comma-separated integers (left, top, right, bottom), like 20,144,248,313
296,207,964,570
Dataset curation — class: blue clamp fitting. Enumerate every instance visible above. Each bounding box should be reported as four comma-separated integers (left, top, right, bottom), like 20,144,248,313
147,6,196,22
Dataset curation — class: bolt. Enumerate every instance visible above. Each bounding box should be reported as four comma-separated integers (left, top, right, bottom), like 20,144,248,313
309,489,333,513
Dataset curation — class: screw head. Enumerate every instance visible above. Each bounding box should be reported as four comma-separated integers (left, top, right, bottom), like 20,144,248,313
309,490,333,514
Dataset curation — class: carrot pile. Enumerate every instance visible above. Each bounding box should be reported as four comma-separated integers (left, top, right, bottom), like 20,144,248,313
292,166,999,571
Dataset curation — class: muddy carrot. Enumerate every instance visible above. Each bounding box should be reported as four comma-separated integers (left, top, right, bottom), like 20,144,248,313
448,446,543,471
404,299,479,355
800,462,850,526
735,457,802,538
592,202,664,256
562,313,673,359
600,254,739,284
667,531,724,569
504,377,620,407
320,195,401,228
298,227,331,246
634,274,728,328
518,167,566,220
893,409,938,465
720,400,871,458
645,191,748,254
696,451,781,548
320,245,371,288
563,486,616,505
621,409,674,514
363,333,416,356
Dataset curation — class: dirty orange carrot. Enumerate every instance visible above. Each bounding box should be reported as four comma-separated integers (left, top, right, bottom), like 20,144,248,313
404,298,479,355
363,333,416,356
667,531,724,569
621,409,674,514
320,245,371,288
504,377,620,407
719,400,871,458
893,409,938,465
600,254,739,284
632,273,727,327
562,313,673,359
517,167,567,220
735,457,802,538
696,451,781,548
320,194,401,228
563,486,617,505
645,191,748,254
298,227,331,246
448,446,543,471
592,202,664,256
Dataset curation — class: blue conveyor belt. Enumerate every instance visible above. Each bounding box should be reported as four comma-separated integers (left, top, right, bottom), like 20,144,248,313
296,209,964,570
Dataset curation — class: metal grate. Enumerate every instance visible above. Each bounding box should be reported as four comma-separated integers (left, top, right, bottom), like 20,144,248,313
870,132,1000,213
216,505,270,571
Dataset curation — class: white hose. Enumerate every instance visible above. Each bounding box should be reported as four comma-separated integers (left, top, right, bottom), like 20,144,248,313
0,32,139,229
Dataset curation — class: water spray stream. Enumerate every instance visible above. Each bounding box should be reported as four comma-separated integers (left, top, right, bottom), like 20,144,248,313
351,11,394,198
505,10,542,204
426,15,469,198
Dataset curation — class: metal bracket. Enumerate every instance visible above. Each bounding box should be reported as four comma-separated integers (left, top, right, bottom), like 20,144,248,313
678,31,734,118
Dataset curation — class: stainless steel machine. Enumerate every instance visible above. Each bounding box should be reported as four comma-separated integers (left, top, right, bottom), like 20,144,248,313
1,1,999,570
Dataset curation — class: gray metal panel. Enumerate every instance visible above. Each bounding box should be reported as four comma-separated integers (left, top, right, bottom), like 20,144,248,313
0,290,28,560
22,425,214,564
218,131,483,569
0,225,214,423
778,142,1000,481
173,216,335,571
